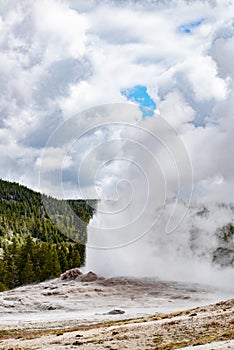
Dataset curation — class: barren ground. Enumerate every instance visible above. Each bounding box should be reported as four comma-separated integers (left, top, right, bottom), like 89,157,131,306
0,275,233,349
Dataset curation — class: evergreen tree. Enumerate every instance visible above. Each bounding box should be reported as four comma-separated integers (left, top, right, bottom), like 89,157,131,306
76,243,86,266
3,247,19,289
40,243,61,280
67,245,74,269
72,243,81,268
21,253,35,285
0,282,7,292
58,244,69,272
50,245,61,277
0,259,7,291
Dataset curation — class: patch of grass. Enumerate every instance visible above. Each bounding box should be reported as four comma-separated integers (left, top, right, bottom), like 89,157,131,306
56,331,64,336
153,336,164,344
221,332,231,338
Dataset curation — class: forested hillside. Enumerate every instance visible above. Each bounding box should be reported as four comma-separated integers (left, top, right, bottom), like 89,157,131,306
0,179,96,291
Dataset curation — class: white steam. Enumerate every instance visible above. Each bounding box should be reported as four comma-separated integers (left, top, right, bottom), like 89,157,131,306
83,1,234,288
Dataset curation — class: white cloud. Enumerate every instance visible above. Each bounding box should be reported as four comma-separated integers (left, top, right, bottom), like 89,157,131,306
178,55,229,101
0,0,233,205
158,90,195,128
33,0,88,60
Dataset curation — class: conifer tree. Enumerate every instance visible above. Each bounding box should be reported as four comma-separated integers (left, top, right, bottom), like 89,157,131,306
3,248,19,289
72,243,81,268
0,259,7,291
50,245,61,277
21,253,35,285
58,244,69,272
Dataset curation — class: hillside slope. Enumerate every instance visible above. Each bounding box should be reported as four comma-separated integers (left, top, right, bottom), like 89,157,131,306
0,179,96,291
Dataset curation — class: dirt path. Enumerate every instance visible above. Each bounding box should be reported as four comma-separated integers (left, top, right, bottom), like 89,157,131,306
0,299,233,349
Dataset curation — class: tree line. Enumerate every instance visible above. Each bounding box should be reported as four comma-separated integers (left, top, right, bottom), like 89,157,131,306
0,236,84,291
0,179,96,291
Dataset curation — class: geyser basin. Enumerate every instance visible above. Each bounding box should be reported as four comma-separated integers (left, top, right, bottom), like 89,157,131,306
0,274,232,331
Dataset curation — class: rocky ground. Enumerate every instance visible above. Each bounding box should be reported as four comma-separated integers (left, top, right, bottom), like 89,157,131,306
0,299,233,349
0,269,233,349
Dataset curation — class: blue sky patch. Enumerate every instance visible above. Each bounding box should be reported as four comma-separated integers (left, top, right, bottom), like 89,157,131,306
121,85,156,117
178,19,204,34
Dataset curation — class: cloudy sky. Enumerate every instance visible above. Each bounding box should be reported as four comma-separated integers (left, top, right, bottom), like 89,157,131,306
0,0,234,202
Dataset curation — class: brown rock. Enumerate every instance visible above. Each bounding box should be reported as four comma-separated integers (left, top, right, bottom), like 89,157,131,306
60,268,83,280
79,271,98,282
